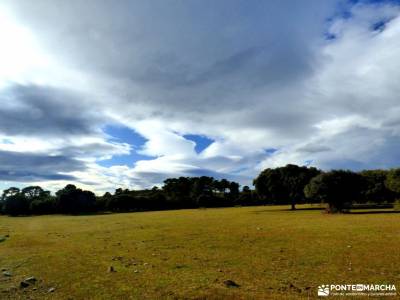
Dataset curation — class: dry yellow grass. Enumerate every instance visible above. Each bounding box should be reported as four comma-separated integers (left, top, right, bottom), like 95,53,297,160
1,205,399,299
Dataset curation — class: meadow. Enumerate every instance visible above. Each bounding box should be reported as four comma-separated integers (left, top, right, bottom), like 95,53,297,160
1,205,399,299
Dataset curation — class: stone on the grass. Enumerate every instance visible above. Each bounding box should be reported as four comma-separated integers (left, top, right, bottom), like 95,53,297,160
48,287,56,293
24,276,37,283
20,281,29,288
175,264,186,269
2,271,12,277
223,280,240,288
111,256,123,261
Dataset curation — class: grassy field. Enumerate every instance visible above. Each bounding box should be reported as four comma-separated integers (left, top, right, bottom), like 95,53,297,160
1,205,400,299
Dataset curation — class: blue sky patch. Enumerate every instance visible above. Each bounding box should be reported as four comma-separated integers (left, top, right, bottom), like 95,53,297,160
372,19,391,32
103,125,147,147
99,125,155,167
304,160,313,166
265,148,278,155
183,134,214,153
324,32,337,40
98,153,155,168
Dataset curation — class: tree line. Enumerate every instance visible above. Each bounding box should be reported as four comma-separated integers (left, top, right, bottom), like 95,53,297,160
0,177,260,216
1,165,400,216
253,165,400,212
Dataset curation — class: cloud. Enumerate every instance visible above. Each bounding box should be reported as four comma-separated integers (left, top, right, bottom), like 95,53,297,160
297,144,332,154
2,1,400,192
0,150,84,181
0,84,105,137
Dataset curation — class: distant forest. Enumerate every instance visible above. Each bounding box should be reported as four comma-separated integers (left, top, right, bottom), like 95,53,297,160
1,164,400,216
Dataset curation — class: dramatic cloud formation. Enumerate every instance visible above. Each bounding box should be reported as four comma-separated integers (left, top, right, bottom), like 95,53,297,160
1,0,400,193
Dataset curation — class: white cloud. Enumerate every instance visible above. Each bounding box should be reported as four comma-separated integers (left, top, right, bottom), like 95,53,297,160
2,1,400,192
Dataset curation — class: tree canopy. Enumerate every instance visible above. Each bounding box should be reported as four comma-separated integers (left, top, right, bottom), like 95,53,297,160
304,170,364,213
253,164,320,209
1,165,400,216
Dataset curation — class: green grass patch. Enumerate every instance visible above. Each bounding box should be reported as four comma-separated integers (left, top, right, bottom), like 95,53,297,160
1,205,399,299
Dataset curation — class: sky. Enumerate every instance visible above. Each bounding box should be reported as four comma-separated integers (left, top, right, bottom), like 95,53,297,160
1,0,400,194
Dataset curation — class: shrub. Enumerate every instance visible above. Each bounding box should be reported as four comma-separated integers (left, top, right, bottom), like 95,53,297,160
394,199,400,211
304,170,363,213
56,185,97,214
30,197,56,215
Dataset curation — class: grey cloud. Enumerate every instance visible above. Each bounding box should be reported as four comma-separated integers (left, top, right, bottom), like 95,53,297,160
318,159,367,171
297,144,332,154
1,0,340,153
4,1,400,191
0,171,75,182
0,84,105,137
0,150,85,182
6,1,337,113
60,143,129,158
295,127,400,171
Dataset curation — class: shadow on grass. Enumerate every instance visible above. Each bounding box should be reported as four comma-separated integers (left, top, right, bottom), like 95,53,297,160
252,206,400,215
252,206,325,214
346,210,400,215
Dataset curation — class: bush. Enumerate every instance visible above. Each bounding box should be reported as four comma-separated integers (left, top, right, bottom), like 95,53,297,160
30,197,56,215
359,170,396,203
196,194,216,207
254,164,320,209
3,194,30,216
386,169,400,195
394,199,400,211
305,170,363,213
106,193,136,212
56,185,97,214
